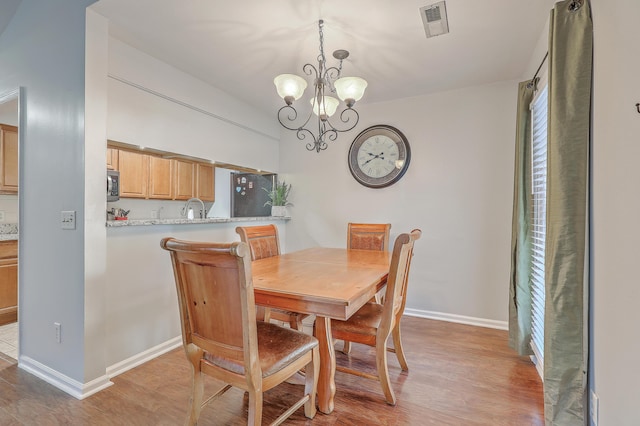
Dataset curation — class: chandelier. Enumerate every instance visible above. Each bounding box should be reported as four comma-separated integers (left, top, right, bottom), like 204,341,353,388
274,20,368,153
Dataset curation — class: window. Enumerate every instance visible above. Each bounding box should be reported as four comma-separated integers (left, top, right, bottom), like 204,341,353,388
530,82,548,376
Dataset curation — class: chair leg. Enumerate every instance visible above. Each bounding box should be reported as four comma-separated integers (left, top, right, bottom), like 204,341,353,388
290,314,304,331
247,390,263,426
304,346,320,419
342,340,352,354
187,370,204,426
376,338,396,405
392,323,409,371
257,306,272,323
184,346,204,426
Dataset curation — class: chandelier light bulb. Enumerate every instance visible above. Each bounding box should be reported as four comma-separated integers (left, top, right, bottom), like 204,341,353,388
334,77,368,106
274,74,308,105
311,96,339,118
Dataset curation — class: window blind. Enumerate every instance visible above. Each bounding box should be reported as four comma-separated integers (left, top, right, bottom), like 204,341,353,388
530,84,548,372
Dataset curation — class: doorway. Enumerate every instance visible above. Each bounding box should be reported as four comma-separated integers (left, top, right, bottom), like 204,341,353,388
0,89,19,364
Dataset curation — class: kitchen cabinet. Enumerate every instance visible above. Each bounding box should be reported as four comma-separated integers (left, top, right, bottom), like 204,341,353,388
118,149,149,198
148,156,174,199
173,159,194,200
196,163,215,202
106,147,119,170
107,143,218,203
0,240,17,326
0,124,18,194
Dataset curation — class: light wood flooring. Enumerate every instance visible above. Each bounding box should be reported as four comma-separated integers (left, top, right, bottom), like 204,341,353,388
0,317,543,425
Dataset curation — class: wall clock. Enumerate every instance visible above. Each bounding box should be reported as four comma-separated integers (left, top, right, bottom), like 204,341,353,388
348,125,411,188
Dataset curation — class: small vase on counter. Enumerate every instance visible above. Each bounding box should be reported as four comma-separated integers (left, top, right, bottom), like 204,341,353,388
271,206,287,217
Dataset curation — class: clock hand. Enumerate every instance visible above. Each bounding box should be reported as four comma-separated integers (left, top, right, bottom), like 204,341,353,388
363,152,384,165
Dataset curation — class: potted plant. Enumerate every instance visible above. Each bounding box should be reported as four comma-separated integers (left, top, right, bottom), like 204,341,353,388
264,180,292,217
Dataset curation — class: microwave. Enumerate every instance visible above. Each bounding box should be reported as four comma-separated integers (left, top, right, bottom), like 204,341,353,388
107,170,120,202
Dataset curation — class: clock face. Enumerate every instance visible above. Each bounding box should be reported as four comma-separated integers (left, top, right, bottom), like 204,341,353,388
348,125,411,188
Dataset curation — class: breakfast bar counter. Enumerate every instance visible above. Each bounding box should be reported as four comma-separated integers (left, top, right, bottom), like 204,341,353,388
106,216,290,227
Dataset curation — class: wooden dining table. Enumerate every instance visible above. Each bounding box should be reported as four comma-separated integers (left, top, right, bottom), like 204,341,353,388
251,247,391,414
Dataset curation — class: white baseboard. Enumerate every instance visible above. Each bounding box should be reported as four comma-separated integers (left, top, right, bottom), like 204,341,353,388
106,336,182,378
19,356,113,400
17,336,182,400
404,308,508,330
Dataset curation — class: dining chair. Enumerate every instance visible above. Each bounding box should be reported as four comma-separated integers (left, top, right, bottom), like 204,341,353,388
331,229,421,405
342,222,392,353
160,238,319,426
236,224,309,331
347,222,391,252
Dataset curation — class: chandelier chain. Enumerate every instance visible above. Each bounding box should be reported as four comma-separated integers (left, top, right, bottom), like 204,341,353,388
318,20,326,67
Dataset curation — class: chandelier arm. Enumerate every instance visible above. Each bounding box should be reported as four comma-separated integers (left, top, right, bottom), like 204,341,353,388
294,128,326,152
318,128,338,144
322,107,360,133
323,66,343,91
277,105,314,132
303,63,319,79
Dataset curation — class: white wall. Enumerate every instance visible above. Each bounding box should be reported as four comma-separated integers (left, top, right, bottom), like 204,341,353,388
106,38,280,171
592,1,640,424
280,81,518,325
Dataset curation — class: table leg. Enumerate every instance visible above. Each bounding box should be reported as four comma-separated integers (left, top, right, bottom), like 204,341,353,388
314,316,336,414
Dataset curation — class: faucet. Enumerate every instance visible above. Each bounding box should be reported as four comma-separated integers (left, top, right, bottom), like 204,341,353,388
182,197,206,219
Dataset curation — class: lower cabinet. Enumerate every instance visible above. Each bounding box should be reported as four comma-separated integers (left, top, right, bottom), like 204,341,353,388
0,240,17,326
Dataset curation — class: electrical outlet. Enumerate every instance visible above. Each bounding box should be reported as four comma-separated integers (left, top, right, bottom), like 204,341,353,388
54,322,61,343
590,390,599,425
61,210,76,230
0,211,5,222
151,210,158,219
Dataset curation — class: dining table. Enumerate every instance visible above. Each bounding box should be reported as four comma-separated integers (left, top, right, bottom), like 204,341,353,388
251,247,391,414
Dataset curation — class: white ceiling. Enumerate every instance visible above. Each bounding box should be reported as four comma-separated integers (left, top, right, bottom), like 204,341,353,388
90,0,555,115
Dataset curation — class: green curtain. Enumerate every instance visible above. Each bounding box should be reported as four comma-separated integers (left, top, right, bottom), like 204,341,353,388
508,81,535,356
545,0,592,424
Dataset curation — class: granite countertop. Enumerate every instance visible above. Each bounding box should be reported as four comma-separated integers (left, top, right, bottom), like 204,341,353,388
106,216,291,227
0,223,18,241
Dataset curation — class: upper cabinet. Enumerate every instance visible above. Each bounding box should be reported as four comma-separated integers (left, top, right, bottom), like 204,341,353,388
148,156,174,199
173,159,194,201
106,147,119,170
196,163,215,202
118,149,149,198
107,143,215,202
0,124,18,194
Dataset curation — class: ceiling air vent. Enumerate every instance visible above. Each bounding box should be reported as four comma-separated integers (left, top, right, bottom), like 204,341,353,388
420,1,449,38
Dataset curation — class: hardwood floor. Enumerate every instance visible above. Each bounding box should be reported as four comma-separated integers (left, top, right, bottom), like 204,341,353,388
0,317,543,425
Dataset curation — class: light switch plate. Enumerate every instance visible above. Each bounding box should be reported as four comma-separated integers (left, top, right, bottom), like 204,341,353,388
61,210,76,230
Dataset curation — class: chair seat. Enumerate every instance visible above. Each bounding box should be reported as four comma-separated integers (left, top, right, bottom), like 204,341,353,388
332,302,383,339
205,322,318,378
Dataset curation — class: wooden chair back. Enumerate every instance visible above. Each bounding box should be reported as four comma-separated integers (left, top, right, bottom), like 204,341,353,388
160,238,260,378
235,224,281,261
162,238,320,424
380,229,421,336
347,223,391,252
236,224,309,329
